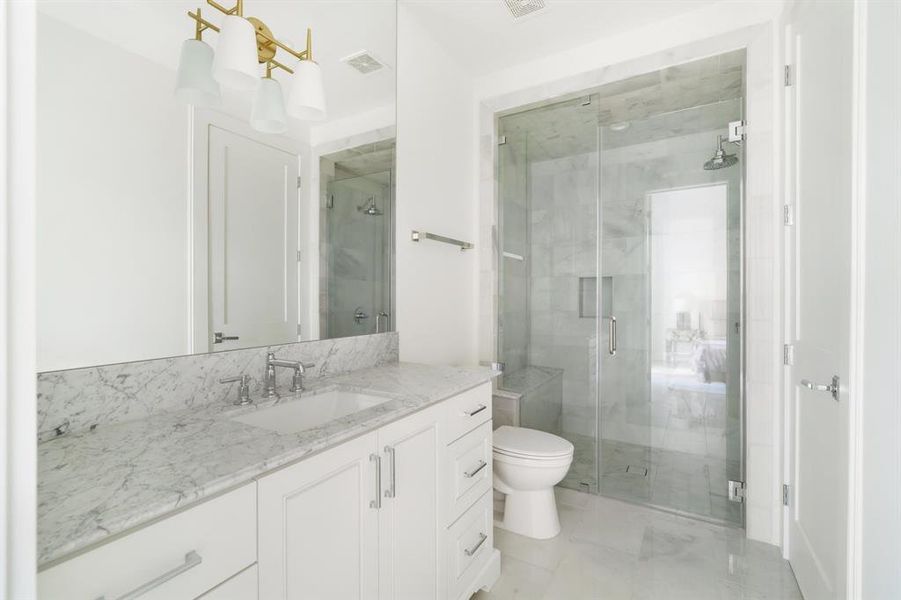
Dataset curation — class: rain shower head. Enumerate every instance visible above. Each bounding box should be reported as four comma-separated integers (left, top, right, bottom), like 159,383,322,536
358,197,383,216
703,135,739,170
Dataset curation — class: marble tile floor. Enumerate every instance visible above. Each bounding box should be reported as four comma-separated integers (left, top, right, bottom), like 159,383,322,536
477,488,802,600
559,434,742,524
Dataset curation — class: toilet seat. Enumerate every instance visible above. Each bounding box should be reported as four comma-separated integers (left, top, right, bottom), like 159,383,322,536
492,426,574,460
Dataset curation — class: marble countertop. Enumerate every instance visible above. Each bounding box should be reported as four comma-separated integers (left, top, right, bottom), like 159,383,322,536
38,362,496,568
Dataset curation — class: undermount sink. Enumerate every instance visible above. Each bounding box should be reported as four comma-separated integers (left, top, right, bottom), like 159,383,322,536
230,389,391,435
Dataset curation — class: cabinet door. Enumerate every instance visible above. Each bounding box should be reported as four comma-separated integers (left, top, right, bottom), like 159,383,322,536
378,404,445,600
258,431,379,600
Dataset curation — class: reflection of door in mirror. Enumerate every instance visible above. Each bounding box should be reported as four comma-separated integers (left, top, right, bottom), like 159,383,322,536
319,141,394,339
201,126,299,353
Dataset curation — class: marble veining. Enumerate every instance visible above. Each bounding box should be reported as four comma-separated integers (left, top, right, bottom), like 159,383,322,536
37,332,399,440
38,361,496,568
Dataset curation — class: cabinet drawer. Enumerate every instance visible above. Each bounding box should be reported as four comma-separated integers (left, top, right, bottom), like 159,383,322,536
445,383,492,443
446,421,493,525
446,490,493,600
38,484,256,600
197,564,258,599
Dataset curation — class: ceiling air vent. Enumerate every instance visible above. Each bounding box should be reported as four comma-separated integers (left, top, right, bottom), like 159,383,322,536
503,0,546,19
340,51,386,74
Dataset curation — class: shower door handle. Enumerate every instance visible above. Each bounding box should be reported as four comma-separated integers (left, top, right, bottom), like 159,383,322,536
605,316,617,356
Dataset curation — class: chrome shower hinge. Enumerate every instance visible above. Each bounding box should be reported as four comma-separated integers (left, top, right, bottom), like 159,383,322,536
728,120,746,143
728,480,745,503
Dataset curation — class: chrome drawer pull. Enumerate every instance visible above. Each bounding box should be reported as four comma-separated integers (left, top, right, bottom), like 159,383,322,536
384,446,396,499
102,550,202,600
464,460,487,478
464,533,488,557
370,453,382,509
465,405,487,417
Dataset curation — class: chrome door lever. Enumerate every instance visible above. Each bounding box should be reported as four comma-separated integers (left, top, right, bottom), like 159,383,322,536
800,375,840,402
214,331,239,344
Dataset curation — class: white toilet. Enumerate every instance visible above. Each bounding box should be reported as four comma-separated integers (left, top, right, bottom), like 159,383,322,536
492,425,575,539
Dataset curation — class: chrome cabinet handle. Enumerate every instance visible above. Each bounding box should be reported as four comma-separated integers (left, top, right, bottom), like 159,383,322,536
800,375,840,402
464,460,487,478
605,315,617,356
98,550,202,600
464,533,488,557
384,446,396,498
465,405,487,417
370,453,382,509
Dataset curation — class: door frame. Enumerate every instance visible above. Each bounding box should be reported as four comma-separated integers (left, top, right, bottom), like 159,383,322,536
188,109,304,353
780,2,866,595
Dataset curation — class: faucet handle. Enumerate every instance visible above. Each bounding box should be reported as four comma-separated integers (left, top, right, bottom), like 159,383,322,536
220,374,252,405
291,363,316,393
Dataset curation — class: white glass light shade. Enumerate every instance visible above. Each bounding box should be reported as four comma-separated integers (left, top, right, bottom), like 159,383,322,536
251,78,288,134
287,60,326,121
174,39,220,107
212,15,259,91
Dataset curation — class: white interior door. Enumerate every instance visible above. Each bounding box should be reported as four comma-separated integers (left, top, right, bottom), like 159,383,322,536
208,126,298,351
785,2,854,598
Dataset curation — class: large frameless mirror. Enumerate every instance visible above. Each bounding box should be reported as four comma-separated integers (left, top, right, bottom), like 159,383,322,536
35,0,397,371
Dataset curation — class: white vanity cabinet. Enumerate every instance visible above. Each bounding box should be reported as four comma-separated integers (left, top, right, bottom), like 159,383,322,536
38,483,257,600
257,401,446,600
39,382,498,600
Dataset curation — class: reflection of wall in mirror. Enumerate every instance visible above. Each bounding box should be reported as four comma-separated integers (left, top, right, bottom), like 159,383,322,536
37,14,189,371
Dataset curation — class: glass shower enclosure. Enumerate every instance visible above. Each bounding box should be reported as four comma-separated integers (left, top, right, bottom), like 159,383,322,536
496,52,745,525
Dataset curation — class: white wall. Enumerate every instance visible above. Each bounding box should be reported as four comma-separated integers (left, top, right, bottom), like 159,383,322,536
2,1,37,596
36,15,189,371
395,4,478,365
473,1,783,101
859,1,901,596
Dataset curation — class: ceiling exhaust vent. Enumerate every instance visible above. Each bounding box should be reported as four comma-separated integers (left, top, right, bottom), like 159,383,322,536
503,0,546,19
340,51,386,74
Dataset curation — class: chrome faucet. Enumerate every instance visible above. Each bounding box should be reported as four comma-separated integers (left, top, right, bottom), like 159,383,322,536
265,352,315,397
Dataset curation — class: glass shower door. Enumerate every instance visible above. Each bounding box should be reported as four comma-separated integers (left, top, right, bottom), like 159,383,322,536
597,102,744,525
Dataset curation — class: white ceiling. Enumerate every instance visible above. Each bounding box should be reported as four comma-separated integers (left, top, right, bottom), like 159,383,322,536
401,0,720,77
36,0,396,125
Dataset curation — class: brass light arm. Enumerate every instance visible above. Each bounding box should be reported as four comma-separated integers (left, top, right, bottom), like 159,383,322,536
268,58,294,75
187,2,314,64
253,27,311,62
187,10,220,34
206,0,241,17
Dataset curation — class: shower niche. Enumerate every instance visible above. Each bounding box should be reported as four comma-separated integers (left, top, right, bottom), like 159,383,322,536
495,50,745,525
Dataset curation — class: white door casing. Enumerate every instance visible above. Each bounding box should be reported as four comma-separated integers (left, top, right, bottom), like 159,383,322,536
193,120,299,352
784,1,854,598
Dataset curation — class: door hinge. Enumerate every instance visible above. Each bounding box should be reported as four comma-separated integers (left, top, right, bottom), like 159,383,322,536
728,480,745,503
783,204,794,226
296,250,302,262
783,343,795,366
784,65,792,87
498,135,507,146
783,484,790,506
728,120,746,143
296,176,302,189
296,323,302,336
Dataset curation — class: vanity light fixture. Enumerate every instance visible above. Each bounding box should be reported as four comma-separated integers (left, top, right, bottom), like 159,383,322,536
176,0,327,131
